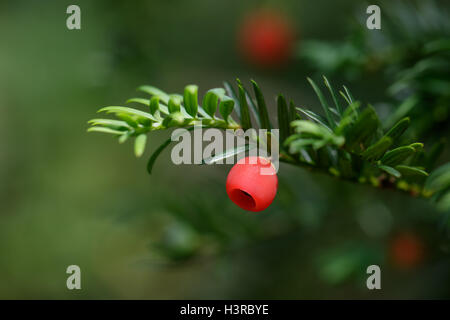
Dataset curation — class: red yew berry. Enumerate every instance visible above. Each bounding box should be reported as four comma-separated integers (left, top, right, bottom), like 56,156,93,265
390,232,425,270
238,9,295,68
226,156,278,212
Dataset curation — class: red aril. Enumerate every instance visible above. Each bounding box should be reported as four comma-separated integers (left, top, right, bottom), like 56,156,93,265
390,232,425,269
226,156,278,212
238,9,295,68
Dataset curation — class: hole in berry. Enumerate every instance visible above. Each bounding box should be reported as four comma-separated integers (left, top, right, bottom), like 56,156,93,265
230,189,256,210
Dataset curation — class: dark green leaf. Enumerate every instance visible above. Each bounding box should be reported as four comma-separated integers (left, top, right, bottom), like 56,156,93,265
361,136,392,161
243,88,261,128
219,96,235,122
251,80,271,129
149,96,161,115
202,88,225,117
237,80,252,130
168,95,182,114
395,165,428,177
223,81,240,117
288,100,298,134
361,136,393,162
277,94,290,143
385,117,410,141
380,146,415,166
307,77,336,129
409,142,424,151
344,105,379,151
334,102,360,136
183,85,198,117
296,107,332,131
147,140,171,175
378,165,401,178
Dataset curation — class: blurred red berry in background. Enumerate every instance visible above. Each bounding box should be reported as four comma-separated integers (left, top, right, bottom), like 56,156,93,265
226,156,278,212
238,9,295,68
390,232,425,270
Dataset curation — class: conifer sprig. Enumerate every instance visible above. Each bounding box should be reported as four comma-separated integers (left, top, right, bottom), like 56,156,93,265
88,77,450,208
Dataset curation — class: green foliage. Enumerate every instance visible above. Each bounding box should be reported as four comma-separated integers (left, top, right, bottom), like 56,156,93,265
88,77,447,201
183,85,199,117
89,83,241,173
235,79,253,129
251,80,272,129
203,88,225,117
299,0,450,142
282,77,434,197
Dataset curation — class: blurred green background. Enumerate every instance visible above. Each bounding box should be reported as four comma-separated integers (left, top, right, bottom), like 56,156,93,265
0,0,449,299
